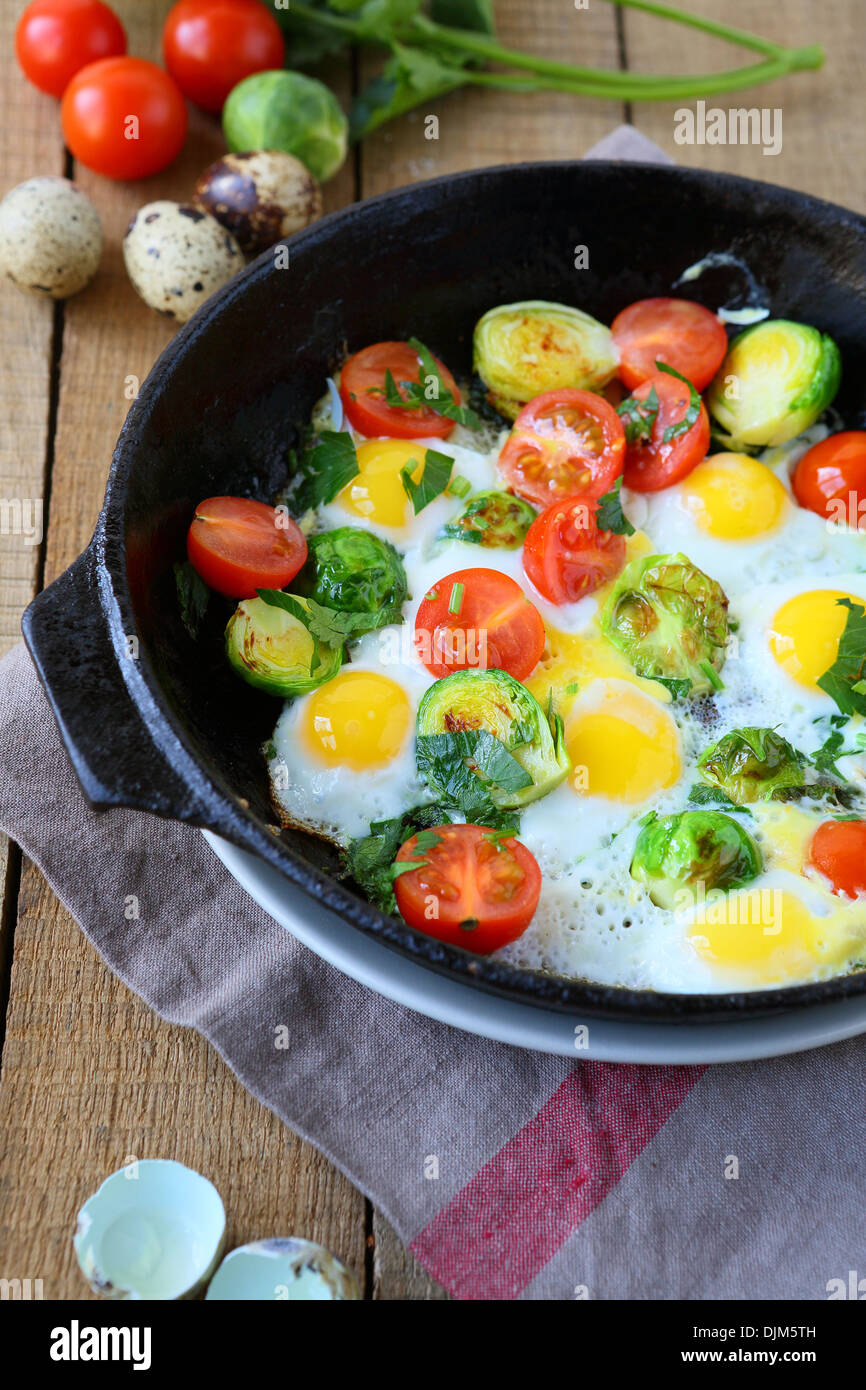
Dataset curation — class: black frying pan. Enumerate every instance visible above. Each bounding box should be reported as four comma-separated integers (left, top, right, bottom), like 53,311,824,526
22,160,866,1023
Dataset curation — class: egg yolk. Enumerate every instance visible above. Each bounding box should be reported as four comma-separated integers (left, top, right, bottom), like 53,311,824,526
679,453,788,539
687,888,859,983
564,684,681,803
337,438,425,527
768,589,864,690
303,671,410,769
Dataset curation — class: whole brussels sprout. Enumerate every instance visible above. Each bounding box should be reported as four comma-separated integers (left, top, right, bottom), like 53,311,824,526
303,527,408,631
601,552,729,696
440,490,536,549
223,71,348,183
226,595,342,696
697,727,806,804
473,300,618,420
416,668,571,808
630,810,762,910
707,319,841,451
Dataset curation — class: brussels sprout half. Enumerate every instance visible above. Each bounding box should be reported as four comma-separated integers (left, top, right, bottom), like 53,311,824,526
303,527,408,632
416,668,571,808
600,552,729,696
472,300,618,420
707,319,841,451
226,595,342,697
630,810,762,911
440,490,537,549
697,727,806,804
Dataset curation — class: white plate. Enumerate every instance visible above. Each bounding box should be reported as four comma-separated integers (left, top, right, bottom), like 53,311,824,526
205,833,866,1064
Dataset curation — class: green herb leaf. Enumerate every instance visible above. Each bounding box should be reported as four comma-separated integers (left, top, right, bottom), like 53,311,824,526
381,336,482,430
817,598,866,716
687,783,754,816
289,430,359,512
617,383,659,443
344,801,451,914
812,714,857,778
654,676,692,700
655,360,702,442
400,447,454,514
595,476,635,536
416,729,529,825
174,561,210,640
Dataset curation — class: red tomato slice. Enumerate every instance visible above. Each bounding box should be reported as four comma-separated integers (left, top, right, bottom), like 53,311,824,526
187,496,307,598
612,297,728,393
340,341,460,439
523,495,626,606
414,567,545,682
497,389,625,509
16,0,126,98
394,823,541,953
808,819,866,899
621,371,710,493
793,431,866,528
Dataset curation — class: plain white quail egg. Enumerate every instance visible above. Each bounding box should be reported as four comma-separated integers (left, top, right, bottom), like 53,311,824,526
123,200,242,323
0,176,102,299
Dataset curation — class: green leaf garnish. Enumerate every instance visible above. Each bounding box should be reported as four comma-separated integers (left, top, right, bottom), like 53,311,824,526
400,446,454,514
382,337,482,430
654,676,693,700
448,580,465,615
289,430,359,512
344,802,451,915
617,384,659,443
416,729,528,826
595,477,635,536
655,360,702,442
817,598,866,716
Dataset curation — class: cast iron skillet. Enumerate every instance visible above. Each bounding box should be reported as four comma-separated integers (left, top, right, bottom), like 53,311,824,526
22,161,866,1023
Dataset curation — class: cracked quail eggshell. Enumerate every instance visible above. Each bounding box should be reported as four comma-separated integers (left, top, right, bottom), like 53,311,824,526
205,1237,361,1300
73,1159,226,1300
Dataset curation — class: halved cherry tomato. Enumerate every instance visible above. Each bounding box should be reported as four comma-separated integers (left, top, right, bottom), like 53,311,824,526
61,56,187,180
523,495,626,606
163,0,285,113
187,496,307,598
394,823,542,953
414,567,544,682
809,819,866,899
622,371,710,493
16,0,126,97
497,389,625,509
612,297,728,393
793,431,866,529
340,341,460,440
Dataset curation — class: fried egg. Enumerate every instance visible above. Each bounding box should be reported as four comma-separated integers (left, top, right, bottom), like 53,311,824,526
269,405,866,993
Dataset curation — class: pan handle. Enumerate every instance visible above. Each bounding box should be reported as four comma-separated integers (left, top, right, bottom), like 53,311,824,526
23,545,212,826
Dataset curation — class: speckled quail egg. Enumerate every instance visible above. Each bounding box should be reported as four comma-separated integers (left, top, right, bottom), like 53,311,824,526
123,200,242,323
193,150,322,257
0,176,102,299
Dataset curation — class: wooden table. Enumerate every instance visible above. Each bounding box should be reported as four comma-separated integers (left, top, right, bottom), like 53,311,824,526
0,0,862,1300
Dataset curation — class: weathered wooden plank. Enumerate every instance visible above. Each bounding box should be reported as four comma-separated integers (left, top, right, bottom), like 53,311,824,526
623,0,865,212
0,0,364,1300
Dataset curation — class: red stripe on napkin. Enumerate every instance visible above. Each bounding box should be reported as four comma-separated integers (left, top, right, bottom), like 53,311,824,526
411,1061,704,1300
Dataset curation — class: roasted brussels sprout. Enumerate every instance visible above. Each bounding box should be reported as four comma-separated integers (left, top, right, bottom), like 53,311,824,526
630,810,762,910
226,595,342,696
416,668,571,808
707,319,841,450
600,552,729,696
303,527,408,631
473,300,618,420
697,727,806,804
441,490,536,549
